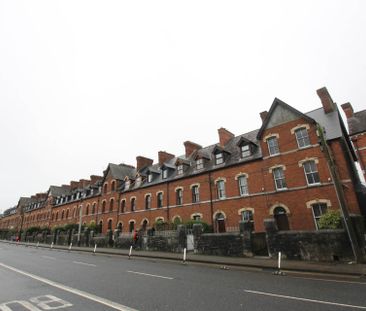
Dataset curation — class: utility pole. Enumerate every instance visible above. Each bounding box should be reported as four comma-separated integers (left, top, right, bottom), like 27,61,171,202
317,125,363,263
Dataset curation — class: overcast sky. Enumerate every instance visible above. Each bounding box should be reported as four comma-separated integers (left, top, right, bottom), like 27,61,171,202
0,1,365,213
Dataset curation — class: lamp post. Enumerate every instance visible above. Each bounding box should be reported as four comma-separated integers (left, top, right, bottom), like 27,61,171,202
77,192,86,247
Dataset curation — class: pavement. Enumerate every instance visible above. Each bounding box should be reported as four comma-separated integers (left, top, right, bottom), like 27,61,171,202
1,240,366,277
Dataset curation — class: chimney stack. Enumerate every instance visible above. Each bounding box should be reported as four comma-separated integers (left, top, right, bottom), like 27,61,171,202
260,111,268,122
70,181,79,190
79,179,90,188
341,102,354,119
90,175,102,185
317,87,335,114
218,127,235,146
136,156,153,171
158,151,175,165
184,141,202,158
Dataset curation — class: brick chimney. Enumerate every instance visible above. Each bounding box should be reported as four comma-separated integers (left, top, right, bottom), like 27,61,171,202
158,151,175,165
136,156,153,171
218,127,235,146
70,181,79,190
260,111,268,122
184,141,202,158
341,103,354,119
79,179,90,188
90,175,102,185
317,87,335,114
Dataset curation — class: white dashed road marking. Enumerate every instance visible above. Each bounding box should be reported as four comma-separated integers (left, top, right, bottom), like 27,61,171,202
0,262,138,311
127,270,174,280
245,289,366,309
73,261,96,267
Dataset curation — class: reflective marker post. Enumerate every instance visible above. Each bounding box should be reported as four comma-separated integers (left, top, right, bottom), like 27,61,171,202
128,246,133,259
93,244,97,255
69,243,72,251
182,248,187,264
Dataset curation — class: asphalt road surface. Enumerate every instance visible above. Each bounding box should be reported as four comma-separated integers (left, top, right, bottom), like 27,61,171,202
0,243,365,311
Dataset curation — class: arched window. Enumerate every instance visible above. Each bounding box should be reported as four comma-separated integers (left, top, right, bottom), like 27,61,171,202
99,220,103,233
120,200,126,213
117,222,123,231
142,219,148,231
102,200,106,213
176,188,183,205
61,210,65,220
66,209,69,219
216,180,226,199
86,204,90,216
109,198,114,212
145,195,151,210
131,198,136,212
103,183,108,194
56,212,59,221
92,203,96,214
273,206,289,231
129,221,135,233
111,181,116,191
157,192,163,208
108,219,112,230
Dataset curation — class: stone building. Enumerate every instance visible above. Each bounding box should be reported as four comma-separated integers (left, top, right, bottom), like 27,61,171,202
1,87,365,236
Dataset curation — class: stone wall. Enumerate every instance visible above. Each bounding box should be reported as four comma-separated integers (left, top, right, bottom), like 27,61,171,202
195,233,244,257
264,218,355,261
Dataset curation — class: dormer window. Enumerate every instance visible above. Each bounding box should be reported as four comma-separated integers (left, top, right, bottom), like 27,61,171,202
162,169,168,179
240,145,251,158
177,165,184,175
215,153,224,165
147,174,153,183
196,159,204,170
124,180,130,190
135,176,142,187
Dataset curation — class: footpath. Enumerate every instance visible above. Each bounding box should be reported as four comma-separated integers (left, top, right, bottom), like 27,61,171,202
1,240,366,277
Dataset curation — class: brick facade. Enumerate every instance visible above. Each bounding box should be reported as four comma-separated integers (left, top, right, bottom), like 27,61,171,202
1,88,365,236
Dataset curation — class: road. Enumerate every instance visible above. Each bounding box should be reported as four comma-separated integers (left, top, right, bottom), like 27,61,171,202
0,243,365,311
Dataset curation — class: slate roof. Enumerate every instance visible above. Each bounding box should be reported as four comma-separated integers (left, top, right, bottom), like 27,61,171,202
306,107,343,140
346,109,366,136
48,186,71,197
122,129,262,192
108,163,136,180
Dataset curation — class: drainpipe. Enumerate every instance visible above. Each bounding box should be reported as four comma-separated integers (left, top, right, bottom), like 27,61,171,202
208,171,214,231
166,181,170,222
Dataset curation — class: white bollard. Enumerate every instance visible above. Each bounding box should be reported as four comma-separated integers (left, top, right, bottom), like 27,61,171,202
128,245,133,259
278,251,281,271
36,242,39,248
69,243,72,251
183,248,187,263
51,242,54,249
93,244,97,254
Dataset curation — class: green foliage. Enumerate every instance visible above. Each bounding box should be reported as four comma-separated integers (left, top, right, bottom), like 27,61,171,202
26,226,41,235
87,222,97,232
184,220,213,233
318,210,343,230
63,223,79,232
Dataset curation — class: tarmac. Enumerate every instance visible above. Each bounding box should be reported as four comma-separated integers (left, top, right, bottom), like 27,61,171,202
1,240,366,277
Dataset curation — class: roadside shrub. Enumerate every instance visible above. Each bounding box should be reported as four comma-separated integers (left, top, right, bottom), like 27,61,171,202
318,210,343,230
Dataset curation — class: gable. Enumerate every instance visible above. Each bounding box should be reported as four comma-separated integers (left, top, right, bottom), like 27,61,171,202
257,98,315,139
266,104,303,129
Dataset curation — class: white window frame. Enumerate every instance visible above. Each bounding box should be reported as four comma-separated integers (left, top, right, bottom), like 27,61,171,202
177,165,184,175
241,144,251,158
196,158,204,170
238,175,249,196
267,136,280,156
217,180,226,199
192,185,200,203
215,152,224,165
303,161,320,185
162,169,168,179
147,174,153,183
295,127,311,149
273,167,287,190
311,203,328,230
176,188,183,205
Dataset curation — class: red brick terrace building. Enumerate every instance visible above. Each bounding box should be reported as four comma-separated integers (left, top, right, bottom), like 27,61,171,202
1,87,365,235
